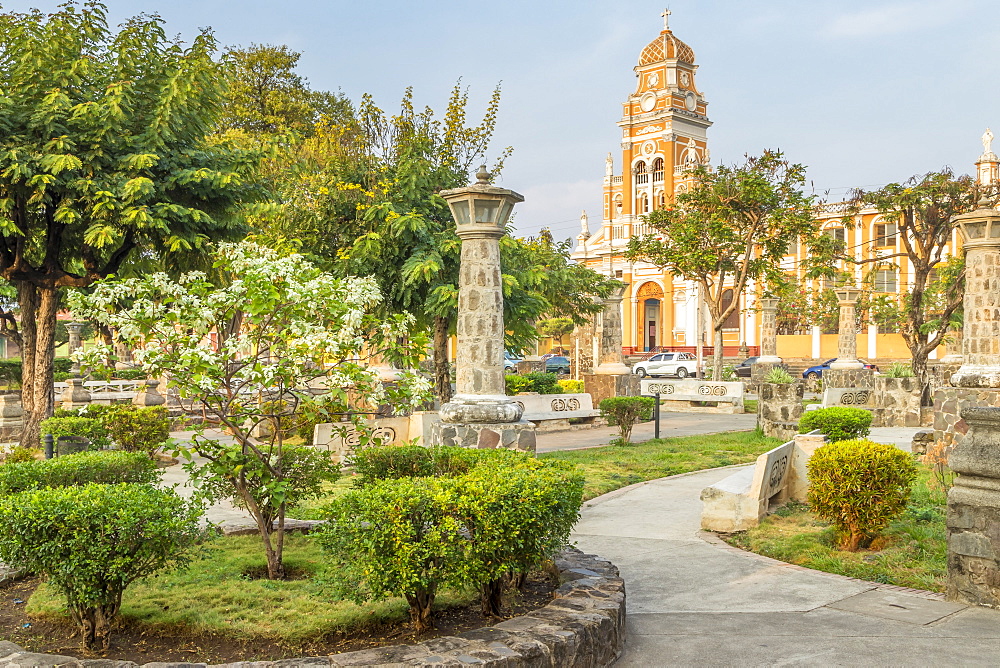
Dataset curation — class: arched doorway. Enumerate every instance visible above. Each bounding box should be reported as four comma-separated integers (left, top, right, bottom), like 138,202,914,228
636,282,665,351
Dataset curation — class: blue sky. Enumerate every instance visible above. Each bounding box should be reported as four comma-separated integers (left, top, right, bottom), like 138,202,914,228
7,0,1000,240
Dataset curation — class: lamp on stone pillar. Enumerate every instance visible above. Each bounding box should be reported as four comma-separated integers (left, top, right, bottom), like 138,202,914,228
594,285,631,375
830,287,863,370
950,202,1000,387
431,167,536,452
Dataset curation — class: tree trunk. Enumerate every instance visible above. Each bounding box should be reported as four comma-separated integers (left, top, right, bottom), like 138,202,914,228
405,589,436,633
433,316,452,404
480,577,505,616
18,284,58,449
712,327,724,381
912,343,931,407
73,601,118,651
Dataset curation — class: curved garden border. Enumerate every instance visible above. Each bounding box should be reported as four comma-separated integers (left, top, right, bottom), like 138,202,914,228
0,548,626,668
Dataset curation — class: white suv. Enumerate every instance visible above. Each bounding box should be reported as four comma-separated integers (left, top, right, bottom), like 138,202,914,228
632,352,700,379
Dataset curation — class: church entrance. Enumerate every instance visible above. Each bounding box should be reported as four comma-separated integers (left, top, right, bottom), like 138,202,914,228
643,298,660,351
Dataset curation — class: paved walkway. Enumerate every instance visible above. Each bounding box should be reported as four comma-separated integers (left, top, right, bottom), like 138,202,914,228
573,463,1000,666
535,412,758,453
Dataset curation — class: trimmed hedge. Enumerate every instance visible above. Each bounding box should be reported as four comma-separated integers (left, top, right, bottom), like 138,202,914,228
39,416,111,450
504,371,561,395
0,358,73,386
799,406,872,442
317,446,583,629
0,450,160,495
807,439,917,550
0,483,203,650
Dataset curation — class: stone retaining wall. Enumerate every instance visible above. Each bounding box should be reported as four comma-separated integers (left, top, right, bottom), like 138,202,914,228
0,548,625,668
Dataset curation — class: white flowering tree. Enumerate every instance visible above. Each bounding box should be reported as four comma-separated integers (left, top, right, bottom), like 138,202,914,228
70,241,431,579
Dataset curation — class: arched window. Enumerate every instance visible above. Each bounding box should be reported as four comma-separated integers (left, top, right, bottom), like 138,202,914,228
640,194,650,213
658,191,665,208
652,158,664,182
613,194,623,216
634,161,649,185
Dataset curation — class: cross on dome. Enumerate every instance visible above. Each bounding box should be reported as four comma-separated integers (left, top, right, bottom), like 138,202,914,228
661,8,671,30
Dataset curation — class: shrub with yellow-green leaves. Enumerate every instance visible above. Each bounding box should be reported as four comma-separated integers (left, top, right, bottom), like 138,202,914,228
807,439,917,551
315,447,583,631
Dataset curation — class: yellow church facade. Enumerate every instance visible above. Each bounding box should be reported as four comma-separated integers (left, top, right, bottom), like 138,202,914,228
571,15,988,362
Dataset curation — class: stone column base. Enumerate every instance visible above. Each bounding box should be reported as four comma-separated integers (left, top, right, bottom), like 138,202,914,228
948,478,1000,606
933,386,1000,450
583,373,639,407
758,381,804,441
823,368,874,389
429,420,536,453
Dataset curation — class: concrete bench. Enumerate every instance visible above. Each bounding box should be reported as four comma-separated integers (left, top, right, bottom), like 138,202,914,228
700,431,826,532
640,379,744,413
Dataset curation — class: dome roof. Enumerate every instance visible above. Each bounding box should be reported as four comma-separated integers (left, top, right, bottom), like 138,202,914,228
639,30,695,65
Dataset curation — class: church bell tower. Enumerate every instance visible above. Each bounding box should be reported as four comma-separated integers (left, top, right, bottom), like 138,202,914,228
602,10,712,231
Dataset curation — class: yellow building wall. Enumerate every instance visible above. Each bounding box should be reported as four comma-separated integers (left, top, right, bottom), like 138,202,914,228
776,335,811,358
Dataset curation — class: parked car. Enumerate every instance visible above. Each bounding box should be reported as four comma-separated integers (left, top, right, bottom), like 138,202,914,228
631,352,701,379
733,356,759,378
801,358,879,379
504,352,522,372
545,355,571,374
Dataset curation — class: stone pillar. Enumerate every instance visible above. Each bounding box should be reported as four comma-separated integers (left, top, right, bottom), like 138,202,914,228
951,207,1000,387
595,286,631,375
59,377,91,410
758,381,804,441
757,298,781,364
66,322,84,373
825,288,873,389
751,298,784,387
132,379,165,407
830,289,862,370
432,171,535,452
570,316,597,379
947,408,1000,606
0,394,24,443
934,203,1000,449
942,202,1000,605
940,327,964,365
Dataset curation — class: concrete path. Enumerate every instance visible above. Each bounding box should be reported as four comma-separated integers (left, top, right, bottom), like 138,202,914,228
572,465,1000,666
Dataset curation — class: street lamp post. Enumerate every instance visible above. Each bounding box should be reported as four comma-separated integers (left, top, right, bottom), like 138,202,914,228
432,167,536,452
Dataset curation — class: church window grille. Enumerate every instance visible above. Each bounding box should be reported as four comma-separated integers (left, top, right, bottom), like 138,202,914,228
652,158,664,182
635,161,649,185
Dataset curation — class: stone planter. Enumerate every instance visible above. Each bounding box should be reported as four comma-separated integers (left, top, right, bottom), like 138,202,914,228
758,381,804,441
873,376,922,427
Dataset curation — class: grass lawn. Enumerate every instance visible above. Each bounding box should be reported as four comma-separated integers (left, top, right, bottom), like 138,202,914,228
26,533,476,641
724,465,947,591
539,430,782,501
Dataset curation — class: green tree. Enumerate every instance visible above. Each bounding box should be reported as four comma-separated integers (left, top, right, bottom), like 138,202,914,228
846,170,976,400
0,3,258,446
71,242,430,579
537,317,575,352
625,151,819,379
243,83,615,401
218,43,353,135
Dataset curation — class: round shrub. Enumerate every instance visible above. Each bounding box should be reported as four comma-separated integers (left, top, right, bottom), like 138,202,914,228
102,405,170,457
600,396,656,445
0,483,204,650
0,450,160,495
807,439,918,551
2,447,37,464
315,451,583,630
798,406,872,442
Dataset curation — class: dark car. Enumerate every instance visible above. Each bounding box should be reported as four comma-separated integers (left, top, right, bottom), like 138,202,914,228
545,356,571,374
802,358,879,379
733,356,759,378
